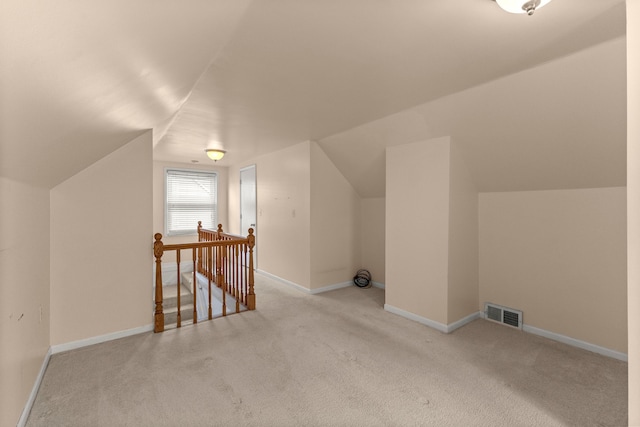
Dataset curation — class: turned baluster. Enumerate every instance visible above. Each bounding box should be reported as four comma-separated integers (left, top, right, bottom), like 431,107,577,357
225,244,230,293
227,244,232,295
243,243,248,304
234,244,240,313
210,245,214,281
176,250,181,328
247,228,256,310
207,243,213,320
154,234,165,333
227,244,232,291
216,244,223,288
218,272,227,316
197,221,203,274
192,248,197,324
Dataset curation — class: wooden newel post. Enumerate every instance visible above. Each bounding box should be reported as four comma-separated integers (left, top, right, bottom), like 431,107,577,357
247,228,256,310
153,233,165,333
217,223,223,239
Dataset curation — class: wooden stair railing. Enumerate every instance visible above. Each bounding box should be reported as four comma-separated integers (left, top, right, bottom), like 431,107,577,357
153,224,255,333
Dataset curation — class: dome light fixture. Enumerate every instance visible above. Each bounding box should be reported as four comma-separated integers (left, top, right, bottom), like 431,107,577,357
495,0,552,15
205,148,226,161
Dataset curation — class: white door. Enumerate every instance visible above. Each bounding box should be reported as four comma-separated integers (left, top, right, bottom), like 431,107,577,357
240,165,257,267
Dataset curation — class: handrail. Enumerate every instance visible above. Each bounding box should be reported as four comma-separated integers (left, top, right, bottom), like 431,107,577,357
160,240,249,251
153,224,255,333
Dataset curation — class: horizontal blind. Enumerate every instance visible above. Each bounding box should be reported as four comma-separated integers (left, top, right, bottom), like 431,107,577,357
166,169,217,235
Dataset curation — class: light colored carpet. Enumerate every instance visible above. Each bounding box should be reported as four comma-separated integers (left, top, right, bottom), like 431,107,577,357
27,273,627,426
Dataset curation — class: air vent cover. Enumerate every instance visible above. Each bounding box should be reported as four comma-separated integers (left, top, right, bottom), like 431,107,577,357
484,303,522,329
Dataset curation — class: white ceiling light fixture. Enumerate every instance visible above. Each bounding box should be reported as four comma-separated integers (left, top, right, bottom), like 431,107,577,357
205,148,226,161
495,0,552,15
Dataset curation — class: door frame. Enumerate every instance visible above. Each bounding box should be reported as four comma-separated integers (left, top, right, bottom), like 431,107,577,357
240,164,257,268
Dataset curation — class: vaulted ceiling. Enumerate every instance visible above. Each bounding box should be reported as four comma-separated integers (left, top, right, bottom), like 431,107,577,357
1,0,627,195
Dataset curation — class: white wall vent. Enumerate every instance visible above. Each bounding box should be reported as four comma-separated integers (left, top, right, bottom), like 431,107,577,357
484,303,523,329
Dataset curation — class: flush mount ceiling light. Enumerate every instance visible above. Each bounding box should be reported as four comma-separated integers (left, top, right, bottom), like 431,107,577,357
205,149,226,161
495,0,551,15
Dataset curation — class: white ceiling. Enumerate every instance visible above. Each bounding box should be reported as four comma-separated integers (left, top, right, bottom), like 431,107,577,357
1,0,627,194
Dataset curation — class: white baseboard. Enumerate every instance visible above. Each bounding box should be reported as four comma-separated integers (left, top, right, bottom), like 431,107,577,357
384,304,449,333
371,281,385,289
522,324,628,362
17,347,52,427
256,270,371,295
256,269,311,293
51,324,154,355
446,311,481,333
309,281,352,295
256,270,350,295
386,305,626,360
477,312,627,361
384,304,479,334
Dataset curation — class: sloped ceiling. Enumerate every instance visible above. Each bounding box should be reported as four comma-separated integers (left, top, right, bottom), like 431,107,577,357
1,0,626,193
320,37,627,196
1,0,251,187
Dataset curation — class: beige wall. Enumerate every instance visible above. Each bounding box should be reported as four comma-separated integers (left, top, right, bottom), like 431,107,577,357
229,142,312,288
0,178,50,426
228,140,366,291
227,165,242,236
50,132,153,345
386,137,450,324
310,141,361,289
447,142,478,323
479,188,627,353
628,0,640,423
361,197,385,285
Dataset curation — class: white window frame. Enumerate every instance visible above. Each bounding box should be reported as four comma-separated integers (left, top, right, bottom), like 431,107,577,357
165,168,218,236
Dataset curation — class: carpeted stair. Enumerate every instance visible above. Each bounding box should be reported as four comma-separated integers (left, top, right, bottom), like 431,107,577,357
161,283,194,326
156,271,248,328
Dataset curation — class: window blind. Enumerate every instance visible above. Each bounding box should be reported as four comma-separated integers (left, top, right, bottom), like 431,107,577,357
165,169,217,236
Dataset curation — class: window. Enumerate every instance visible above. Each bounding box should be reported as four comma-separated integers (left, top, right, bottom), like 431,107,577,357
165,168,217,236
